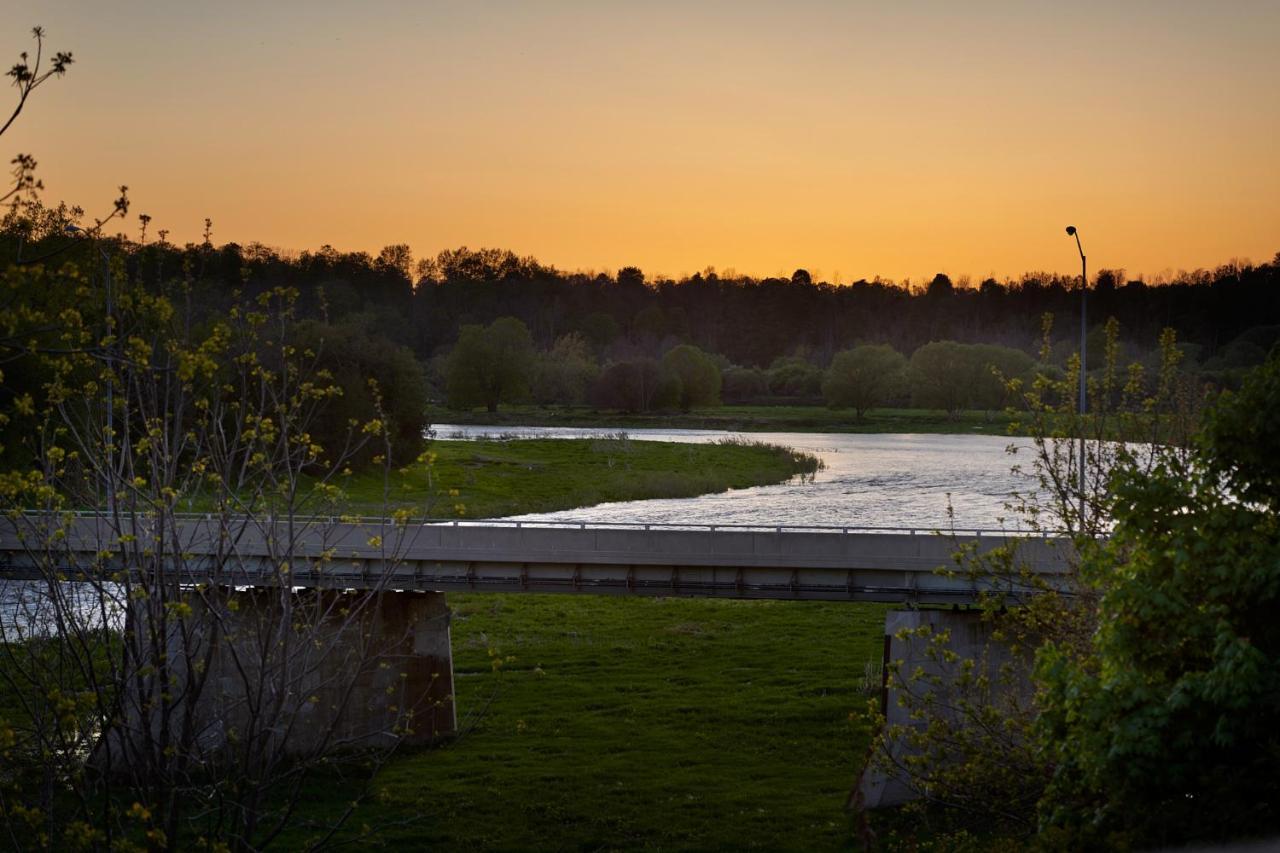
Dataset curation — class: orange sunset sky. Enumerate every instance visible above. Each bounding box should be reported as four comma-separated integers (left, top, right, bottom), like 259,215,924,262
6,1,1279,283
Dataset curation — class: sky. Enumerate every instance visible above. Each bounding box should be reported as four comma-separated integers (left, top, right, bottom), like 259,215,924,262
5,0,1279,283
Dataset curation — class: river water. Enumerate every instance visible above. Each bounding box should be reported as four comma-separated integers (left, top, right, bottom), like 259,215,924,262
435,425,1043,531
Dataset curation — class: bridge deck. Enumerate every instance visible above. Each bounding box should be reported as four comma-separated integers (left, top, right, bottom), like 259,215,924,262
0,515,1073,604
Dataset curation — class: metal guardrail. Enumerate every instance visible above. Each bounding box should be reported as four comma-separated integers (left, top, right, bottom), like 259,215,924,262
33,510,1057,538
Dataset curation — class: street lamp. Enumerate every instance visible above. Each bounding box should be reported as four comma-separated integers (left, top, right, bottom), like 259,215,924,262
1065,226,1086,526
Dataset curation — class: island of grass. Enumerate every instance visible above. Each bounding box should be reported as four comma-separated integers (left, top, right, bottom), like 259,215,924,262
340,434,821,518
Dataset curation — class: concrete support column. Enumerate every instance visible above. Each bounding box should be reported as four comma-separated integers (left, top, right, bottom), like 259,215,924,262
99,589,455,771
858,609,1030,809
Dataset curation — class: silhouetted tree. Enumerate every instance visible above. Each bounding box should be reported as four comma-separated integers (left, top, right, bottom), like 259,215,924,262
445,316,535,412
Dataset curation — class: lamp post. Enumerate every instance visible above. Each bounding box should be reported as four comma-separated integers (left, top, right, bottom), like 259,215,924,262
1065,225,1086,526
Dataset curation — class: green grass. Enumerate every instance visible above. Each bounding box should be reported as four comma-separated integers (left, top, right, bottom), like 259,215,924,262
285,594,887,851
279,436,885,849
338,435,821,518
430,404,1022,436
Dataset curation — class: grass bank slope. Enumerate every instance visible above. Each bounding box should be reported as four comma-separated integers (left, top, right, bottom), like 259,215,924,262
289,593,885,850
342,435,820,518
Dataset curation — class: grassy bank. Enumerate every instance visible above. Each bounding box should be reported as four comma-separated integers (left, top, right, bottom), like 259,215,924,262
430,403,1021,436
339,435,821,518
287,593,886,850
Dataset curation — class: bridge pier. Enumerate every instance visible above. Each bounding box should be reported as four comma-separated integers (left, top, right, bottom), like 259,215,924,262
99,588,455,770
858,608,1032,809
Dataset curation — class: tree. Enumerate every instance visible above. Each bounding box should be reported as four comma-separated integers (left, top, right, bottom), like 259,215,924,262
1036,352,1280,847
2,26,74,207
294,317,430,463
925,273,953,299
821,344,906,421
969,343,1034,416
616,266,645,288
721,366,769,404
766,355,823,398
532,332,599,405
445,316,535,412
661,344,721,411
858,318,1206,841
908,341,975,418
590,359,679,412
0,272,440,848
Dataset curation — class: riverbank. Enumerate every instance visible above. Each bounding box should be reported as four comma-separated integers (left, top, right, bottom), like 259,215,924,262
340,435,821,518
429,403,1021,436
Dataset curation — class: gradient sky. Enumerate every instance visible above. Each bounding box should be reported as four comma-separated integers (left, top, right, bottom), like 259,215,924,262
7,1,1279,282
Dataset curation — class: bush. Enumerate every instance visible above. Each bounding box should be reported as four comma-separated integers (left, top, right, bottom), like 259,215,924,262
1035,352,1280,847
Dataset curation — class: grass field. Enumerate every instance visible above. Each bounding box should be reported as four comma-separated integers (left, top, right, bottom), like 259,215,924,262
429,404,1020,437
284,435,889,849
338,435,821,518
286,593,887,850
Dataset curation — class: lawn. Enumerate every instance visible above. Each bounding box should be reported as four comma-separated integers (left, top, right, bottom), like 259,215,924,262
279,435,887,850
286,593,887,851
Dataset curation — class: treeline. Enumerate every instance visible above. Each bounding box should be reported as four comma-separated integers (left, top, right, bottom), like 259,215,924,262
437,315,1070,421
4,203,1279,416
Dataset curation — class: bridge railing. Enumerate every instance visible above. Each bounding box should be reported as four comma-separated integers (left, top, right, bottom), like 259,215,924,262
27,510,1060,539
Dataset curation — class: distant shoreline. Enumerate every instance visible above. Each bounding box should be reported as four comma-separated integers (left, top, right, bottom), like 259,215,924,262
427,404,1023,437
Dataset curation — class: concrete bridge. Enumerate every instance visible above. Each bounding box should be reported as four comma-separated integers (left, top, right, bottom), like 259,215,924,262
0,512,1075,803
0,513,1073,604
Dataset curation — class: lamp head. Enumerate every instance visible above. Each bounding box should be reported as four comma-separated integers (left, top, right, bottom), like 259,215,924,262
1065,225,1077,236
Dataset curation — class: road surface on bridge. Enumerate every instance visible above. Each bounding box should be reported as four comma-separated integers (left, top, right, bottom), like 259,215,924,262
1,514,1073,604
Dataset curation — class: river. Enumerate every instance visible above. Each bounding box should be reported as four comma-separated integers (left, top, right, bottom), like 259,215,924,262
434,425,1044,531
3,426,1045,632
